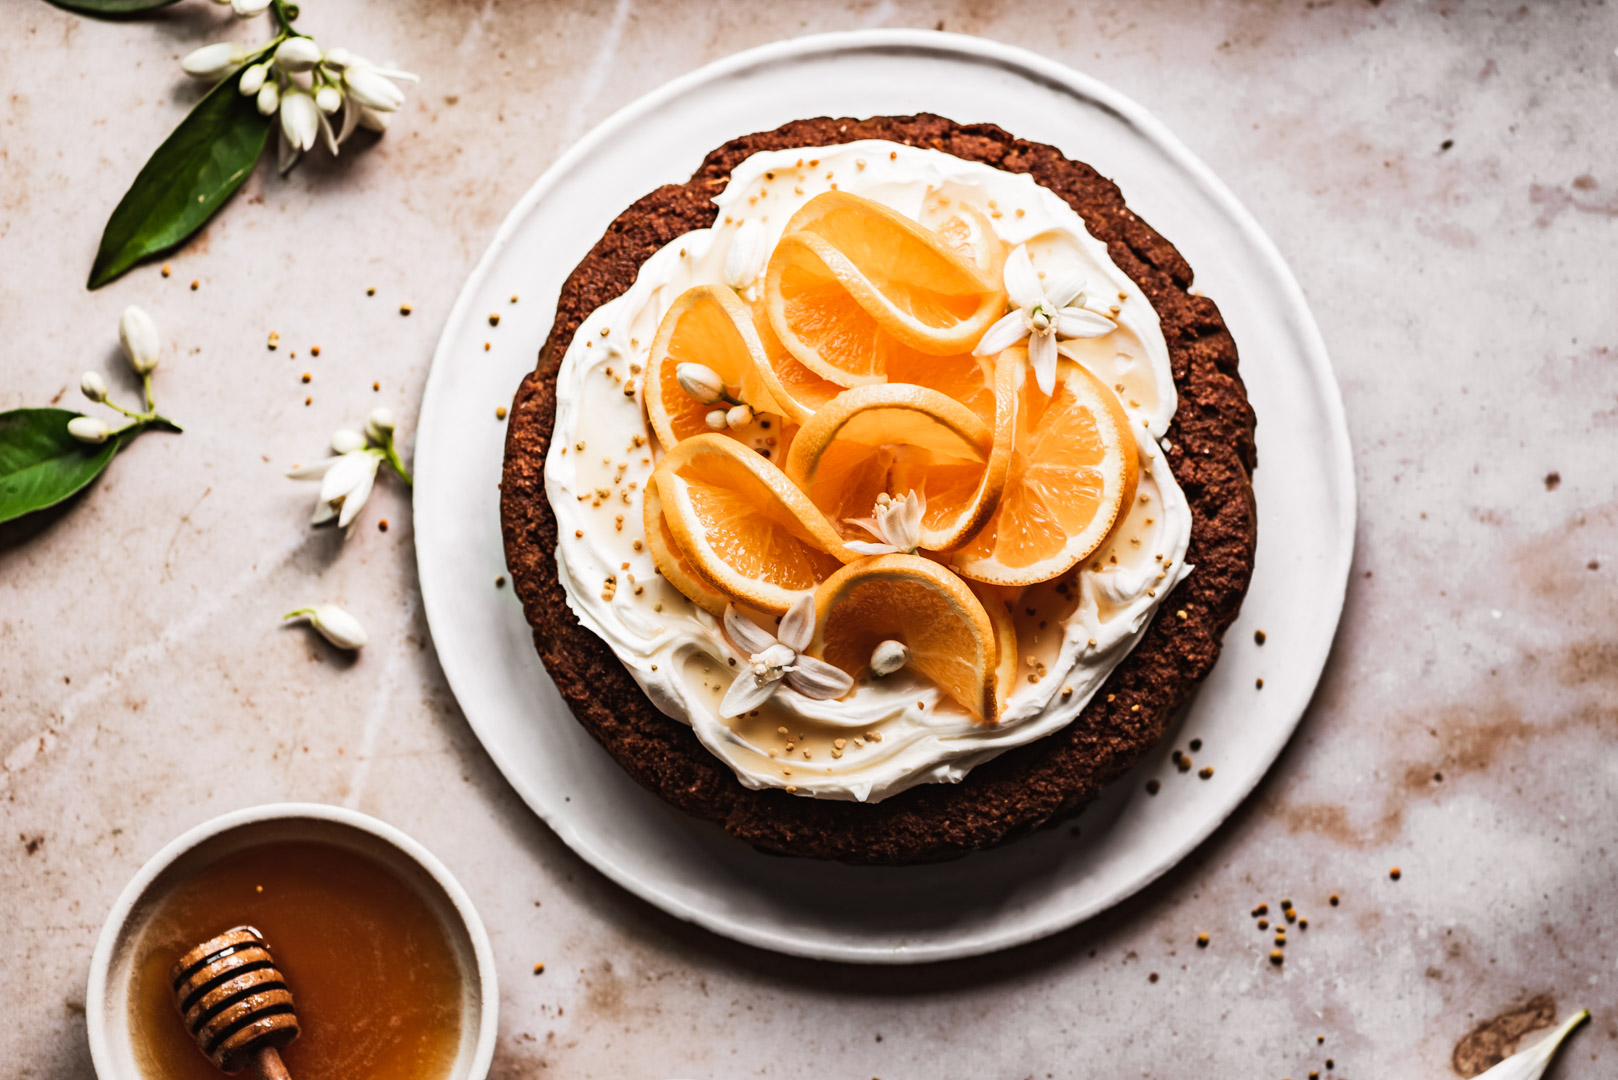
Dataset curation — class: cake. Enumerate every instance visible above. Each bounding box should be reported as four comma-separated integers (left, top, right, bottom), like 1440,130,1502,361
501,114,1256,865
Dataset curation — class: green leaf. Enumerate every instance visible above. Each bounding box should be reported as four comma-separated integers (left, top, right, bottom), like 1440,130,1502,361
45,0,182,15
88,55,274,289
0,409,123,523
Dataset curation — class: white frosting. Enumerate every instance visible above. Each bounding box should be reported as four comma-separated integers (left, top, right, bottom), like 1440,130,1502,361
542,142,1194,803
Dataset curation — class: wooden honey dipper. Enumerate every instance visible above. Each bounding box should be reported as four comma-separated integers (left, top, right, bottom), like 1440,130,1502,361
169,926,300,1079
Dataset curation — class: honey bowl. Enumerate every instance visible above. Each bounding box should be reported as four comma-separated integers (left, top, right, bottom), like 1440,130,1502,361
86,804,497,1080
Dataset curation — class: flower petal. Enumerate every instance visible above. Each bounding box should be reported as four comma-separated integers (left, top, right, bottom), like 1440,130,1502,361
1002,245,1043,309
1029,332,1058,397
335,97,362,145
845,540,901,555
973,310,1027,357
776,594,816,652
319,451,374,503
785,657,854,700
1057,307,1116,339
316,108,339,156
310,499,339,525
1042,269,1087,310
286,457,342,480
277,121,299,173
723,605,778,656
720,673,778,717
336,461,376,528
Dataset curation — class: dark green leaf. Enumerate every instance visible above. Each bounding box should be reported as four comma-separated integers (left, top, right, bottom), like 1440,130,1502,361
88,55,274,289
45,0,182,15
0,409,123,523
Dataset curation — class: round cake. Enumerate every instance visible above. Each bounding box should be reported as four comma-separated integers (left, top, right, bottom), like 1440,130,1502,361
501,113,1257,865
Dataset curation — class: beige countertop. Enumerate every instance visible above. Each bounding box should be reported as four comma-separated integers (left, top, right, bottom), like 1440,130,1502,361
4,2,1615,1077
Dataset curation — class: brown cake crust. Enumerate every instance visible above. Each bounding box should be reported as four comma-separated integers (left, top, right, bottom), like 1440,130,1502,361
501,114,1257,865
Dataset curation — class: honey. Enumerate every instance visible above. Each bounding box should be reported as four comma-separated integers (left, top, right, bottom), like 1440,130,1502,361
128,840,462,1080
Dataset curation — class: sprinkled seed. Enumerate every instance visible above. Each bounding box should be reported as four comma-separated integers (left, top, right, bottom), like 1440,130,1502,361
1198,766,1214,779
301,372,312,383
161,263,172,277
400,304,412,316
489,313,501,327
1258,918,1269,929
1254,628,1267,645
495,406,507,420
1270,950,1284,965
1389,867,1401,880
1196,932,1209,947
1145,779,1160,795
1251,904,1268,917
1256,677,1265,689
1176,609,1188,620
1189,738,1202,751
1329,893,1340,906
366,286,376,296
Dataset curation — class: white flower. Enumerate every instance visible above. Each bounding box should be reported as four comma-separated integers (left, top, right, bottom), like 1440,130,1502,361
331,428,366,455
723,220,769,297
1475,1010,1588,1080
238,61,270,97
675,362,725,405
279,88,319,150
273,37,323,74
340,57,418,114
719,597,853,716
973,244,1116,396
845,490,924,555
255,80,280,116
283,604,368,650
869,639,910,677
181,42,249,81
364,407,395,443
724,404,753,429
287,449,382,528
315,85,343,115
230,0,272,17
68,416,111,444
704,409,727,431
80,372,108,404
118,305,160,376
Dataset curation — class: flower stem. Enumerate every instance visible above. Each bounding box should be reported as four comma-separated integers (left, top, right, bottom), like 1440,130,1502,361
270,0,300,36
381,439,412,487
141,373,155,413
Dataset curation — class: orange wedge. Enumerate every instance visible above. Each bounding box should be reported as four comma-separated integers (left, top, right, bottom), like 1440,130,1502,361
641,475,728,616
764,191,1006,386
809,554,1000,722
784,373,1011,552
951,350,1139,586
652,434,856,613
645,285,807,450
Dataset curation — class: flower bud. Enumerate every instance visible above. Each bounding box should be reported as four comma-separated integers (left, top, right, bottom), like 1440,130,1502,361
674,362,725,405
285,604,368,650
356,106,390,133
279,89,320,153
365,407,396,444
724,219,769,292
725,404,753,429
343,65,407,112
80,372,108,404
315,85,343,115
181,42,246,81
256,80,281,116
118,305,160,375
321,47,356,70
274,36,323,74
704,409,727,431
231,0,272,16
68,416,111,444
331,428,366,455
870,639,910,677
238,61,270,96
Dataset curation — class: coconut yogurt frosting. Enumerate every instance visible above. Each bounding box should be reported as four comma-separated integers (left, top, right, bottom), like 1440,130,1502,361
543,141,1194,802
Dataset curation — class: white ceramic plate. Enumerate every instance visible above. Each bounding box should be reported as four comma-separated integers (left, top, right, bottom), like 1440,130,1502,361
415,30,1354,964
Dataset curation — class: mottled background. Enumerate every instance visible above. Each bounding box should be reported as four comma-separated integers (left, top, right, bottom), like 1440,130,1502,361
3,1,1615,1077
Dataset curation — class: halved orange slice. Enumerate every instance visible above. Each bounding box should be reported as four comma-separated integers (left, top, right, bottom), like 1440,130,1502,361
641,475,728,616
652,434,857,613
764,191,1006,386
808,554,1000,722
970,582,1022,723
783,375,1010,552
645,285,804,451
951,350,1139,586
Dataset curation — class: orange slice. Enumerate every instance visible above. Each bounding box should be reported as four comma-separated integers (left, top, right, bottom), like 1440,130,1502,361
809,554,999,722
764,191,1006,385
641,476,728,616
930,203,1005,279
652,433,856,613
951,350,1139,586
645,285,805,450
783,373,1010,552
970,582,1022,723
750,300,843,422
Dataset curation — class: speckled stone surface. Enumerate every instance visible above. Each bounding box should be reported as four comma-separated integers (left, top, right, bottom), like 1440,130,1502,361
2,3,1615,1078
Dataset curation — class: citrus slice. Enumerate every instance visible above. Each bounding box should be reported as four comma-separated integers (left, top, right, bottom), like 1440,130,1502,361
951,350,1139,586
749,300,843,422
645,285,806,451
641,476,728,616
930,203,1005,279
764,191,1006,385
808,554,999,722
652,433,856,613
970,582,1022,723
783,376,1010,552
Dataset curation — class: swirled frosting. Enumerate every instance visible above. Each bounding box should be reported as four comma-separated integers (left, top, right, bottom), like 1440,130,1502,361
543,141,1193,802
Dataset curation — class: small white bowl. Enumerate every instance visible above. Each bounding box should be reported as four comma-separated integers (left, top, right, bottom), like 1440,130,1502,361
86,803,498,1080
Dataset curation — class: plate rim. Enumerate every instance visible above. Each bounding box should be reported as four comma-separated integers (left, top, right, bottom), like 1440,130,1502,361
415,27,1357,964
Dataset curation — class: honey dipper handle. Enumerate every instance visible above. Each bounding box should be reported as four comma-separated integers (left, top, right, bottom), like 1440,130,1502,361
250,1046,292,1080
